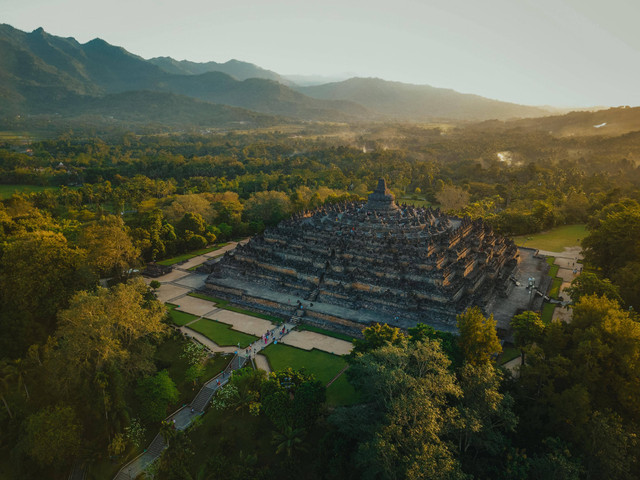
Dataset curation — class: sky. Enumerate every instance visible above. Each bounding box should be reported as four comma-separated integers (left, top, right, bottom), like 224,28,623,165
3,0,640,107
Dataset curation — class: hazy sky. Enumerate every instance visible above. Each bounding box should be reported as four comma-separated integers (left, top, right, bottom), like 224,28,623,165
3,0,639,107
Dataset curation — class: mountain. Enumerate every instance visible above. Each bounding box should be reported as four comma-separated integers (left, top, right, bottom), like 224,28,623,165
296,77,550,121
0,23,554,125
0,24,367,122
149,56,293,85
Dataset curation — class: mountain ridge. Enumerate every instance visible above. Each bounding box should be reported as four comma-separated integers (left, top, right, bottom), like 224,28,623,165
0,23,556,124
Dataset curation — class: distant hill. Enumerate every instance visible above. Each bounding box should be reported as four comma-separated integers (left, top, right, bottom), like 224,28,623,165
296,77,550,121
149,56,293,85
477,106,640,137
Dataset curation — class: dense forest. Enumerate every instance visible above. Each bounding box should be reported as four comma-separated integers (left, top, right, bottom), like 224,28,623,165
1,120,640,479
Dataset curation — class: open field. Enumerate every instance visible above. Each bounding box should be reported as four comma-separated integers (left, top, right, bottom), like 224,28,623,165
512,224,587,252
262,343,358,405
0,184,59,199
189,318,258,348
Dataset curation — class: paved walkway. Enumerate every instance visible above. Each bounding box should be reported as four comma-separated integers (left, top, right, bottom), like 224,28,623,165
539,247,583,323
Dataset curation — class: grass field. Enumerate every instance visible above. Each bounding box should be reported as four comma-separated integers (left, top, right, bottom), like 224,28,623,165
512,224,587,251
189,318,258,348
156,243,229,266
541,303,556,324
399,197,433,207
262,343,358,406
0,184,59,199
166,304,199,326
188,292,283,323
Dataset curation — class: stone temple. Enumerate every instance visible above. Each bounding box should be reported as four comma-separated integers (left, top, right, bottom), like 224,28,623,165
203,179,549,336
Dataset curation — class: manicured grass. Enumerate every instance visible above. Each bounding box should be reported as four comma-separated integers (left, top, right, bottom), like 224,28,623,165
326,373,359,406
261,343,358,406
156,243,229,266
0,184,59,199
297,323,358,342
166,304,199,326
512,224,587,252
188,292,283,323
546,256,560,277
189,318,258,348
549,277,563,298
541,303,556,324
500,346,521,365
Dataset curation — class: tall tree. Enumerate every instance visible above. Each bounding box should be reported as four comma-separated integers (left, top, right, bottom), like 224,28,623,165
456,307,502,367
80,215,140,279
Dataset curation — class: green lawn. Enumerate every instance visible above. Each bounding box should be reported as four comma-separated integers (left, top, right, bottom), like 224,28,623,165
549,277,563,298
541,303,556,324
0,184,59,199
261,343,358,406
166,303,199,326
189,318,258,348
297,323,358,342
500,346,521,365
188,292,283,323
156,243,229,266
512,224,587,252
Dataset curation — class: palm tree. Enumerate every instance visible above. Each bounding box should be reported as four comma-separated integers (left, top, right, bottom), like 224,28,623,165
272,426,306,457
0,361,16,418
159,420,177,446
13,358,30,400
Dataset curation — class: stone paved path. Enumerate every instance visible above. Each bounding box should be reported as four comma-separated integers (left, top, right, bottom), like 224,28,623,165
280,330,352,356
539,247,583,323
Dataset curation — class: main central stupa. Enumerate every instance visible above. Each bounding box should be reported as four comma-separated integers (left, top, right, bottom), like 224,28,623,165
204,179,523,335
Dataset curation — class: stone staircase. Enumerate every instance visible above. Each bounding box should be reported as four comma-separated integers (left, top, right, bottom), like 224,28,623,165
112,355,243,480
190,384,216,412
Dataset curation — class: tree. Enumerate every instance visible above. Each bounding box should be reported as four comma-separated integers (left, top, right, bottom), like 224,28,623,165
436,185,470,212
510,311,545,365
272,425,306,457
0,230,96,358
135,370,179,423
80,215,140,278
351,322,404,356
457,307,502,366
408,323,463,367
346,339,466,480
25,404,82,466
0,360,15,418
261,368,324,430
45,277,167,425
455,363,517,475
565,273,622,305
582,203,640,276
244,191,292,225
